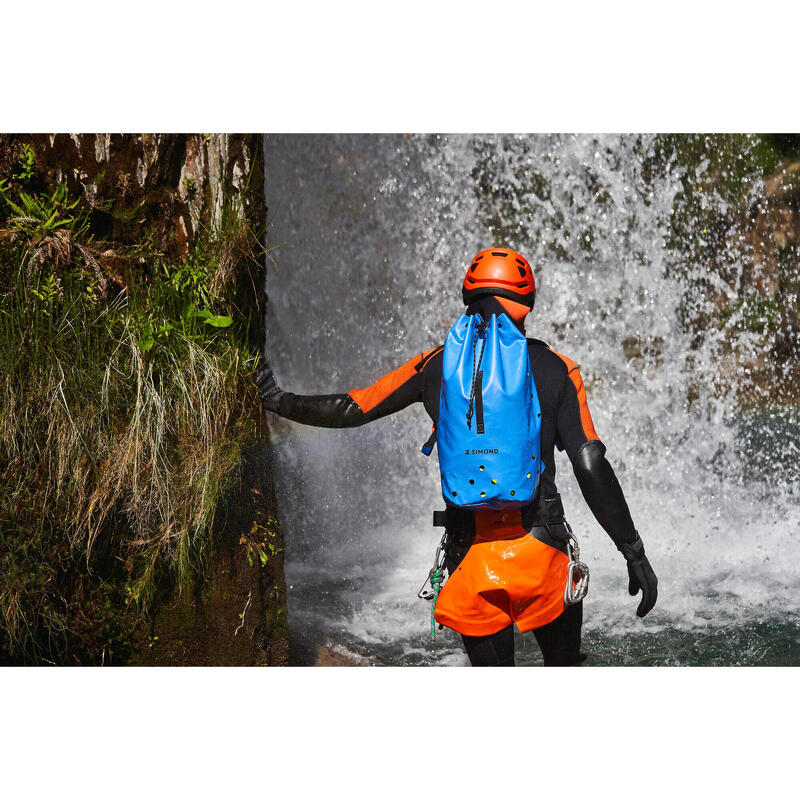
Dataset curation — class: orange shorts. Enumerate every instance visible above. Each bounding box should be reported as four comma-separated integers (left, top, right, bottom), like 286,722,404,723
433,509,569,637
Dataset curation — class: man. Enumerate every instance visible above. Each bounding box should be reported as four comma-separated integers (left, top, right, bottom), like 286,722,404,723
256,248,657,666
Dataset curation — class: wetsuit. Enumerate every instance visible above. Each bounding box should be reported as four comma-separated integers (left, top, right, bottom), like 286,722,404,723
265,297,646,666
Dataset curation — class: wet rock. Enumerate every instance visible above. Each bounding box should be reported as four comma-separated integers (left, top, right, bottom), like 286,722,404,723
2,134,262,263
725,159,800,402
622,335,642,360
289,631,367,666
622,335,663,372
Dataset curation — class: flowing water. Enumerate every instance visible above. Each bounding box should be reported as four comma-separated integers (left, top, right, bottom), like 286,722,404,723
263,134,800,666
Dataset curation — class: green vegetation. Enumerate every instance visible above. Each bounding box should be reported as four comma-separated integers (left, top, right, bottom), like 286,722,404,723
240,516,282,568
0,147,265,664
719,296,782,335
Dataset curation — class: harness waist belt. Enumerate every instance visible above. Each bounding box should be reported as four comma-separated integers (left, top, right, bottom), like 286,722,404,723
527,522,571,555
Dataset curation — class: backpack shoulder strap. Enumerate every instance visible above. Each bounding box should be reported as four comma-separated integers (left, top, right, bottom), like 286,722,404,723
415,345,444,373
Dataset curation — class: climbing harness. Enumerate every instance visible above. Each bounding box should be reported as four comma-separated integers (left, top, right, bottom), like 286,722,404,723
563,522,590,606
418,531,448,642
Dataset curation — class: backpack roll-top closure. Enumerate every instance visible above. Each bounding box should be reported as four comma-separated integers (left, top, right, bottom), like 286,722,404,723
437,312,543,510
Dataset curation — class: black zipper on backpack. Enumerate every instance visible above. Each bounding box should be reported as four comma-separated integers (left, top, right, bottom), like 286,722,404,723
466,320,489,433
475,370,485,435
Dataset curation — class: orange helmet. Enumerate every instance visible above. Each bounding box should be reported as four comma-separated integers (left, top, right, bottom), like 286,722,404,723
462,247,535,308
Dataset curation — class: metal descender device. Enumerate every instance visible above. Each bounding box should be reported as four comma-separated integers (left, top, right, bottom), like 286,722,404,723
418,531,448,601
563,522,590,605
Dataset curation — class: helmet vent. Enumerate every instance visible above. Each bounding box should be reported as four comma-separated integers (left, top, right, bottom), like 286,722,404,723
515,258,526,267
491,251,508,257
517,266,526,277
470,262,479,272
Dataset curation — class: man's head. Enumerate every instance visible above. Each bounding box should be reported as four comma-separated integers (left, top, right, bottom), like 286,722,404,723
462,248,535,323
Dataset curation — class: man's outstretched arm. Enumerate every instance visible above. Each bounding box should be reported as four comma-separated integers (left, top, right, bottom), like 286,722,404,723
255,357,363,427
254,349,437,428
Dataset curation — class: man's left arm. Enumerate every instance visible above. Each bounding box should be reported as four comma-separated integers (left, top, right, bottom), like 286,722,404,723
555,357,658,618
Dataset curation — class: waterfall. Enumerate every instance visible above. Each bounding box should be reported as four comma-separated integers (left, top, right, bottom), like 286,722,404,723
264,134,800,666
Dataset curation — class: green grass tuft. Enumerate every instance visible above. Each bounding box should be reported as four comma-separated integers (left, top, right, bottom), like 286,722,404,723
0,151,265,664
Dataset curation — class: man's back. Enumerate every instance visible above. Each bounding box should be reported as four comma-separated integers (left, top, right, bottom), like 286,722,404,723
255,246,658,665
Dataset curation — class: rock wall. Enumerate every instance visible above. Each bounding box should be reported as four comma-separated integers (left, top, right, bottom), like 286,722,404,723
131,446,289,666
715,159,800,403
2,134,263,259
0,134,287,665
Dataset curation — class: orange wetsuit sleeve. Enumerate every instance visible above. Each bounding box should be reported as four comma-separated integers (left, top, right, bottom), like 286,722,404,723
552,350,601,461
348,347,440,421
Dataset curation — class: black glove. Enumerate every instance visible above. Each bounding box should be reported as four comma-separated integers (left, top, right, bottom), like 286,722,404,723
618,535,658,618
254,358,284,413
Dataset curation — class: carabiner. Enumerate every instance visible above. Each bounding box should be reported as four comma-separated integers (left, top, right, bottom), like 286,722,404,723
564,527,590,606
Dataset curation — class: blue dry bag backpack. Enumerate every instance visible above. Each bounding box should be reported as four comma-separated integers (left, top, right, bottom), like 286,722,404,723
428,312,544,509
